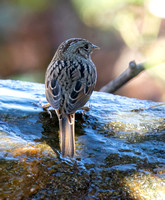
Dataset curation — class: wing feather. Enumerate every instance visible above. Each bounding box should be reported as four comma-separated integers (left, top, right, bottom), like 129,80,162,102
45,59,96,113
45,61,62,110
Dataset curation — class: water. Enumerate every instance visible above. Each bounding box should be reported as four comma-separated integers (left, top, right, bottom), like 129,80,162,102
0,79,165,199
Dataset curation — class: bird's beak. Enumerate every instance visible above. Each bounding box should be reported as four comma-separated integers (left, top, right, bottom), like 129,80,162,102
92,44,100,50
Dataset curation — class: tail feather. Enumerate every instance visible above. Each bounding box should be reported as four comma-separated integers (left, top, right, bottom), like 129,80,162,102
59,114,75,157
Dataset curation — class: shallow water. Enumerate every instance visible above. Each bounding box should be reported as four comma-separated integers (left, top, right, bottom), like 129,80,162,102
0,79,165,199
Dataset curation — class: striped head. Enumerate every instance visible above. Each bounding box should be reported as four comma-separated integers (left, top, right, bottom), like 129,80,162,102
54,38,99,60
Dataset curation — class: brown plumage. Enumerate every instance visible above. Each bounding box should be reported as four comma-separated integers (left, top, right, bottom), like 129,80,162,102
45,38,99,157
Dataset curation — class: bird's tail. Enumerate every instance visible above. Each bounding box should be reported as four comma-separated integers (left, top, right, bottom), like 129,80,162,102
59,113,75,157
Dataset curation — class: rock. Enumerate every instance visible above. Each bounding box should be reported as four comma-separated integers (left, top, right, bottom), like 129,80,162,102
0,79,165,199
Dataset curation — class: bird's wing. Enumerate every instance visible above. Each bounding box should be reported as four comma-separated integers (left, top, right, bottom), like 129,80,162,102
45,61,62,110
66,61,97,114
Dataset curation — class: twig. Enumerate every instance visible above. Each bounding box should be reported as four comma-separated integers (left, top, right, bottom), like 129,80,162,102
99,61,145,93
131,103,165,112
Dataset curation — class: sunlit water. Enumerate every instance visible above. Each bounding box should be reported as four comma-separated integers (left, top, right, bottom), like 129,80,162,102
0,79,165,199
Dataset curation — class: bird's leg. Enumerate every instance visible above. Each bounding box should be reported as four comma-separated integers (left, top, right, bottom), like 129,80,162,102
37,99,51,110
40,100,52,118
44,107,53,118
33,100,52,118
81,102,91,115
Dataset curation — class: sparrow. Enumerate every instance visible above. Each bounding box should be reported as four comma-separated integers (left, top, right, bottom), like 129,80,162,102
45,38,99,157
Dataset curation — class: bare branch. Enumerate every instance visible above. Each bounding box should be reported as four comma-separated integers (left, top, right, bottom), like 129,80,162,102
99,61,145,93
131,103,165,112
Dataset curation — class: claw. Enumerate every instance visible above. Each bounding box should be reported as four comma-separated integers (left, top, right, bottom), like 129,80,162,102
33,99,52,118
81,102,91,115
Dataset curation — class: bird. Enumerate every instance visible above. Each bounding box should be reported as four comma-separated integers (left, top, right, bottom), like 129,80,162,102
45,38,99,157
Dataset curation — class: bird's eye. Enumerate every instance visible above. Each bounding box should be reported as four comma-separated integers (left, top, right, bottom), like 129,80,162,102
84,44,89,50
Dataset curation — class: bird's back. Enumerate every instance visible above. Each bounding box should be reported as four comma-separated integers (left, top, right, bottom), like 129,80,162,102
45,57,97,115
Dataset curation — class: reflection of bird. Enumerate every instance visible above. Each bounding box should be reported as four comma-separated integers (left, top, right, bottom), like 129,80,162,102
45,38,99,157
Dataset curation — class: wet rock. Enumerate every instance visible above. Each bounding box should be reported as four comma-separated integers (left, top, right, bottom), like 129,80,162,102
0,79,165,199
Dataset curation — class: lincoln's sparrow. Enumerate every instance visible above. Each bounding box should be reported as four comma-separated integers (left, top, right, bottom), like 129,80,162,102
45,38,99,157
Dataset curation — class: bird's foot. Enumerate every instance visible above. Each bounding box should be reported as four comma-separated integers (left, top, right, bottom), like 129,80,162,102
33,100,52,118
81,103,91,115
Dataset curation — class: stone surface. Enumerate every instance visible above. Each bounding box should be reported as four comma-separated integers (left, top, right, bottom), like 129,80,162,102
0,79,165,199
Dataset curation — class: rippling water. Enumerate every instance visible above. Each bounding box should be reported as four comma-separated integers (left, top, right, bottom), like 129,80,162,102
0,79,165,199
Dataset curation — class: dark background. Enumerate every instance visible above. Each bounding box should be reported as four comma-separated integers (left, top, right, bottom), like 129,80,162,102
0,0,165,101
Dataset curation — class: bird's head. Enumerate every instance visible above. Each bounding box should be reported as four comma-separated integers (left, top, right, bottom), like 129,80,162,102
56,38,99,60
